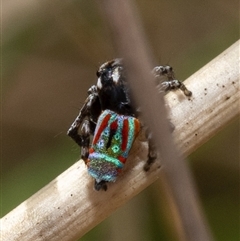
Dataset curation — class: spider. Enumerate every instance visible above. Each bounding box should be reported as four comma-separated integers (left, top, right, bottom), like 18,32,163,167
67,58,191,191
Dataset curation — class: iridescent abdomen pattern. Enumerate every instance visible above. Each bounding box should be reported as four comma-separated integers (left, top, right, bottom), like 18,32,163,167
87,109,140,183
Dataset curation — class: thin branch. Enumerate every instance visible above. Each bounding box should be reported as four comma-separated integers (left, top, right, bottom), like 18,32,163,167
97,1,229,241
1,40,239,241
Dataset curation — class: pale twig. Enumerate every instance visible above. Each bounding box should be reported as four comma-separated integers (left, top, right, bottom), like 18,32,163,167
1,40,239,241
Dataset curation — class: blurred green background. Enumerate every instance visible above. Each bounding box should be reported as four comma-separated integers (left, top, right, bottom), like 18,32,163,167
2,0,239,240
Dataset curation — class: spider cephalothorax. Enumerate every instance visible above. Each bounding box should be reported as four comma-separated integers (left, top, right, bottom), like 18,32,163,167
96,58,134,115
68,59,191,191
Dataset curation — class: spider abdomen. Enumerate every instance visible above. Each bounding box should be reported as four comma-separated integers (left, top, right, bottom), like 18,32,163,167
87,109,140,183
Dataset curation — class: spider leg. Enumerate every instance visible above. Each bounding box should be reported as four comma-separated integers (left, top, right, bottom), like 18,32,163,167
67,85,100,161
79,119,91,161
144,136,157,171
143,65,191,171
143,120,174,171
94,180,108,191
138,123,158,171
160,79,192,96
153,65,192,97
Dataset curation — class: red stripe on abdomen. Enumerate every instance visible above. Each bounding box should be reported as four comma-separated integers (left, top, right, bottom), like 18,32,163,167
121,118,129,151
92,113,111,144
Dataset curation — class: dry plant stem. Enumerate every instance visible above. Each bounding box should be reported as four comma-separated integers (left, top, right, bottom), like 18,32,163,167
98,1,215,241
2,41,239,241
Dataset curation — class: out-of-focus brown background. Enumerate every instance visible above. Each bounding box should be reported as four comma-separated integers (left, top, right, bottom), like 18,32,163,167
2,0,239,240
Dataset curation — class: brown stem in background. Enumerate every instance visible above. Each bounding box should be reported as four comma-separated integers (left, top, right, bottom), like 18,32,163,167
98,1,215,240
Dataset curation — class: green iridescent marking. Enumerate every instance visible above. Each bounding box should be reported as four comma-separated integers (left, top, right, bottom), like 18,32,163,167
112,145,120,153
89,152,123,168
114,132,121,140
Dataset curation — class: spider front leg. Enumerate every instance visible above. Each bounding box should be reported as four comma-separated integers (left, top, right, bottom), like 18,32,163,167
143,65,192,171
153,65,192,97
67,85,101,161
